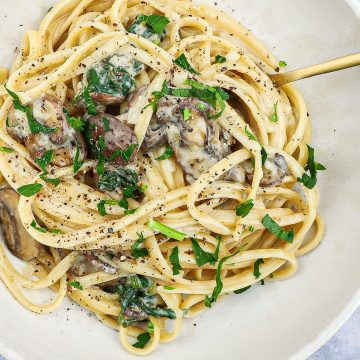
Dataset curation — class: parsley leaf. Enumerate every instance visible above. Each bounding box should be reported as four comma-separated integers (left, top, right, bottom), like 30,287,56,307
169,246,182,275
235,199,254,218
145,14,170,34
35,151,60,186
205,250,240,307
133,332,151,349
17,183,43,197
191,238,220,266
39,173,61,187
262,214,294,243
73,86,97,115
148,219,187,241
234,285,251,294
30,220,47,233
144,80,229,119
244,125,267,165
63,108,85,131
156,146,174,161
174,54,200,74
102,117,111,132
297,145,326,189
68,281,83,290
279,60,287,67
35,150,53,172
215,55,227,63
49,229,61,234
163,285,175,290
253,258,264,279
5,85,58,134
182,107,191,121
73,142,84,175
97,199,119,216
131,232,149,258
0,146,14,153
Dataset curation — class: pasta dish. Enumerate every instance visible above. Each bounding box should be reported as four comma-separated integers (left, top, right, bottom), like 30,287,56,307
0,0,326,355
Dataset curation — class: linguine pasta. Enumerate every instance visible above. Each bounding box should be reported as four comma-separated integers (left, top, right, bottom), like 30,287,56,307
0,0,325,355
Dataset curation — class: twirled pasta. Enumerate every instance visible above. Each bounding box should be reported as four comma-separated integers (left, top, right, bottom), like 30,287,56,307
0,0,324,355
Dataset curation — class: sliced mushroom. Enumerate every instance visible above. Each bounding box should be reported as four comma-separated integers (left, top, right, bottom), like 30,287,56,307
244,153,288,187
71,250,134,276
86,114,138,165
7,96,87,167
85,53,145,106
0,188,43,261
144,96,234,183
143,117,167,149
71,253,117,276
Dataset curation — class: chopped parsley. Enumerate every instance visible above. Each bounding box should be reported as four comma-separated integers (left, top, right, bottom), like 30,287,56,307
148,219,187,241
17,183,43,197
249,225,254,232
191,238,220,266
279,60,287,67
234,285,251,294
31,221,61,234
181,107,191,121
68,281,83,290
63,108,85,131
205,250,240,307
174,53,200,74
131,232,149,258
262,214,294,243
144,80,229,119
35,151,60,186
244,125,267,165
133,332,151,349
253,258,264,279
297,145,326,189
169,246,182,275
156,146,174,161
72,86,97,115
140,14,170,34
35,150,53,172
5,85,58,134
215,55,227,63
235,199,254,218
0,146,14,153
102,117,111,132
30,220,47,233
73,142,84,174
163,285,175,290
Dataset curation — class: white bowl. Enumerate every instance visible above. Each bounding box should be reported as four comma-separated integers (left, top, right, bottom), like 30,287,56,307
0,1,359,359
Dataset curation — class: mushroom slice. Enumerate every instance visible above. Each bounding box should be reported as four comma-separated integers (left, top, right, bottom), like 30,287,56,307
85,114,138,166
244,153,288,187
0,188,43,261
146,96,234,183
7,95,87,167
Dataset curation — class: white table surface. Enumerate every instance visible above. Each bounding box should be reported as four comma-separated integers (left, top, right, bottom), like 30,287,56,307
0,306,359,359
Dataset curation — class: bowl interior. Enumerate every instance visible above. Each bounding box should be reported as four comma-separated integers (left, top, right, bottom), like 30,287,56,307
1,1,360,359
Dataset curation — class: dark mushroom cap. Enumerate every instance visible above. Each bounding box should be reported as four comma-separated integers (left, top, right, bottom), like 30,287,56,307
86,114,138,165
0,188,43,261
